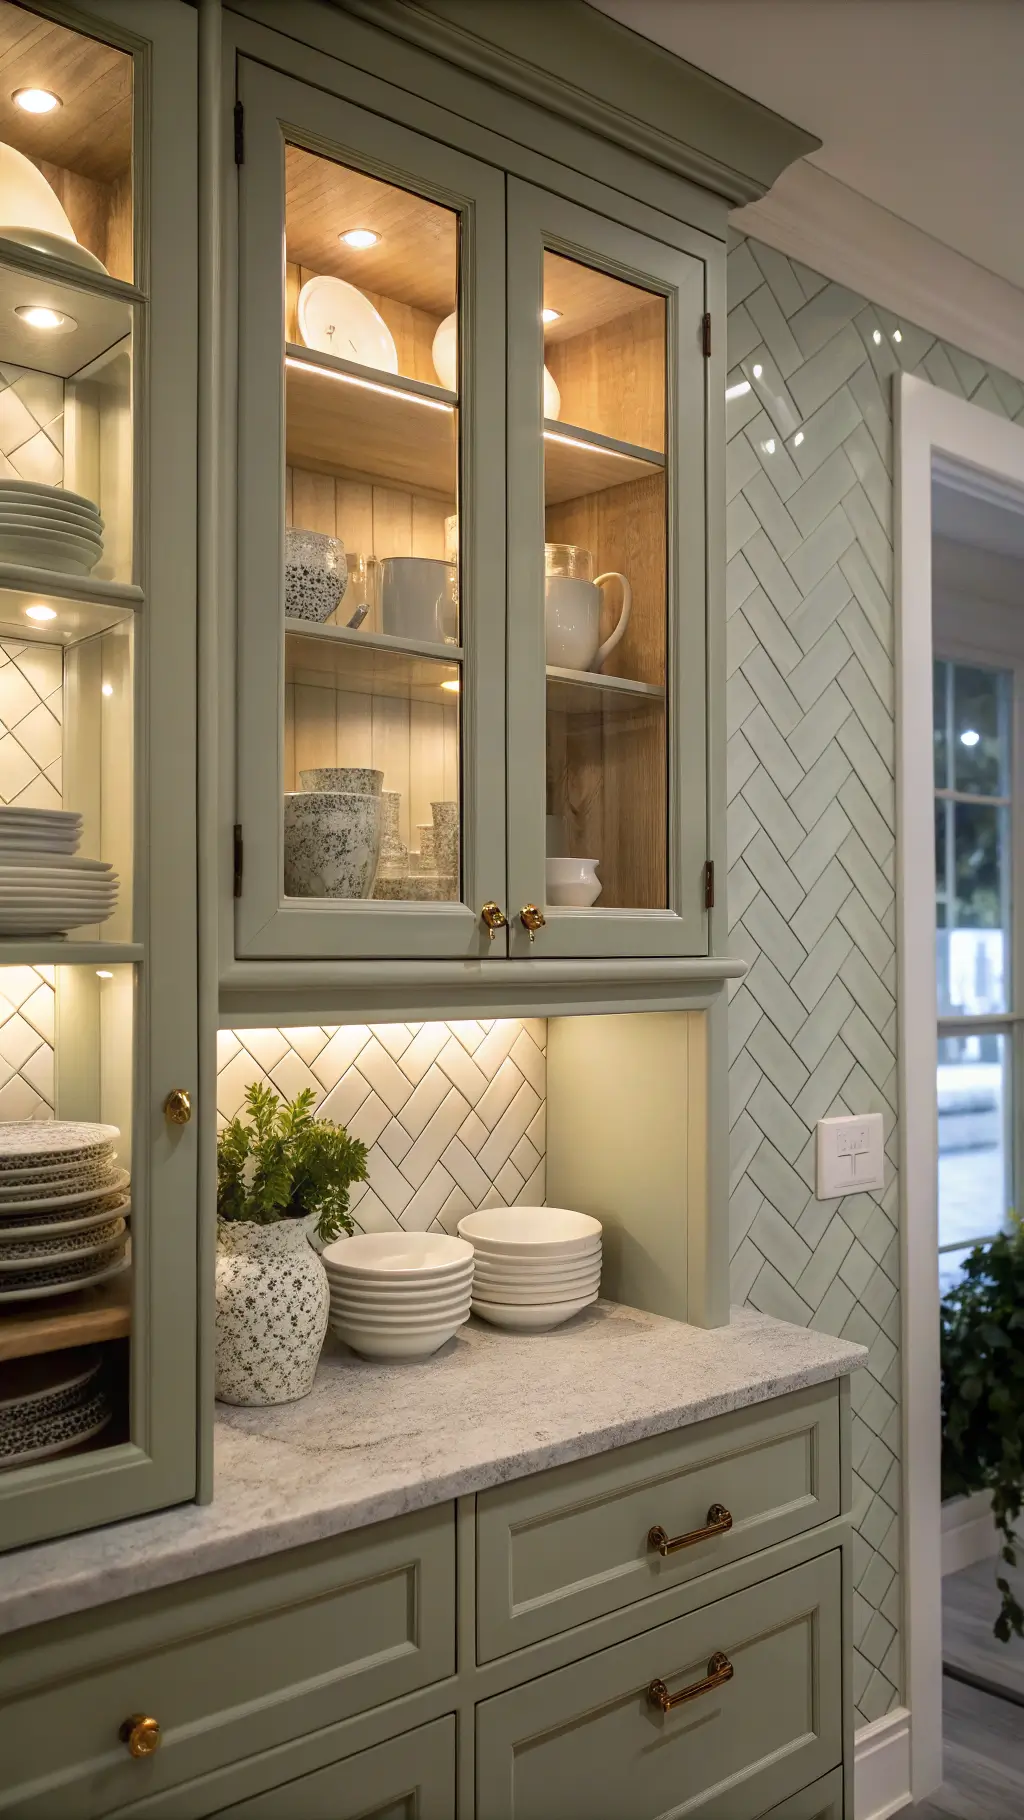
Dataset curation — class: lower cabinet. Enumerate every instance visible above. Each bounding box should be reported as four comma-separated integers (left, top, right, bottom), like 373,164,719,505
204,1716,456,1820
476,1553,843,1820
759,1769,844,1820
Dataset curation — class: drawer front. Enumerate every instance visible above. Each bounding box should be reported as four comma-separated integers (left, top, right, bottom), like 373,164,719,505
477,1384,840,1659
758,1769,844,1819
0,1506,454,1819
476,1551,843,1820
205,1715,456,1820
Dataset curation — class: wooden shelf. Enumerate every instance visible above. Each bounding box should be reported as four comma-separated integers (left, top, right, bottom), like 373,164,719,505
0,572,139,645
544,421,663,505
0,1266,131,1362
287,619,460,701
285,347,457,497
547,666,665,715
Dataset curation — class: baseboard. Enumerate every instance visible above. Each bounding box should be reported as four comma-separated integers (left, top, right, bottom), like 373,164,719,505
942,1491,998,1576
855,1706,912,1820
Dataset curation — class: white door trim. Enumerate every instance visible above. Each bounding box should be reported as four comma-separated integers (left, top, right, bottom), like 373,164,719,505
895,373,1024,1801
855,1707,912,1820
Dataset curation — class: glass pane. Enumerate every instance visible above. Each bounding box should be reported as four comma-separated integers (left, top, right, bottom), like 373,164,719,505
933,658,949,791
542,252,668,911
283,146,462,906
937,1031,1011,1293
952,662,1009,796
0,2,133,283
936,802,1009,1015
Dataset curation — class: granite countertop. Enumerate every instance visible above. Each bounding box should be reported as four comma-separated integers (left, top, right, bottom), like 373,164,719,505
0,1303,865,1638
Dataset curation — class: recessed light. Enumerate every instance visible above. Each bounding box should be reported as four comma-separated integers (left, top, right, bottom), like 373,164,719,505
101,682,114,697
872,329,882,345
339,228,380,249
15,304,74,332
763,438,776,455
95,969,114,979
25,603,56,622
893,328,903,344
12,87,61,114
440,678,460,693
960,729,980,748
752,363,763,379
541,307,561,324
793,431,804,447
725,380,751,401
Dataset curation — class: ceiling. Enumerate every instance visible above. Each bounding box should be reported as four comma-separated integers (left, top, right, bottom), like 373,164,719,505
590,1,1024,293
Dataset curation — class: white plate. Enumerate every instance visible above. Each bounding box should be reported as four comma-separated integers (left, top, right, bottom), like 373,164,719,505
0,1251,128,1303
297,275,399,371
0,1196,129,1239
459,1207,602,1255
0,857,109,873
0,480,99,512
0,511,102,538
0,894,118,908
0,225,107,275
322,1232,472,1276
0,536,99,573
470,1292,598,1331
0,1218,125,1269
329,1318,466,1360
0,1122,119,1164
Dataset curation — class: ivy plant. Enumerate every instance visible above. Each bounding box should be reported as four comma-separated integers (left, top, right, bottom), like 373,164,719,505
217,1082,368,1246
940,1212,1024,1642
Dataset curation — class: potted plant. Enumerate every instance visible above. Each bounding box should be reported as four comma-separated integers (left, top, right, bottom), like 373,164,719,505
215,1082,368,1405
940,1213,1024,1642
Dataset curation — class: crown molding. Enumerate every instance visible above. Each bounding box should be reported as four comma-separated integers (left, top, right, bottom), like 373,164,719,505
333,0,818,207
733,162,1024,385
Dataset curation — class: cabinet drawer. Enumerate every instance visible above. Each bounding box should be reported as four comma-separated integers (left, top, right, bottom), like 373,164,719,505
759,1768,844,1819
476,1551,843,1820
0,1506,454,1819
477,1383,840,1658
203,1715,456,1820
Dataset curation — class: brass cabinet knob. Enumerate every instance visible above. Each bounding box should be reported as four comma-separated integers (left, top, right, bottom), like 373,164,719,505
480,902,508,941
163,1088,192,1125
519,904,546,942
119,1714,161,1758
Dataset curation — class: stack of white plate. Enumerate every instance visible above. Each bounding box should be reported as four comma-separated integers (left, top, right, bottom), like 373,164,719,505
0,1348,112,1470
0,480,103,576
458,1207,602,1331
0,1122,129,1304
0,806,118,936
322,1232,474,1359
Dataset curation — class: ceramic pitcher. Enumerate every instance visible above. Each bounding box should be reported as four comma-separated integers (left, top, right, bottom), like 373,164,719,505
543,543,632,672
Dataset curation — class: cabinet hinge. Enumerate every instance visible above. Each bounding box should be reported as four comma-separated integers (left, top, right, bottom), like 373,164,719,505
233,101,244,166
701,312,712,358
704,860,715,910
233,825,243,898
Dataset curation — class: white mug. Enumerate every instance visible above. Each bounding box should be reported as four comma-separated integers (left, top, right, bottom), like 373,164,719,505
544,571,632,673
381,557,458,644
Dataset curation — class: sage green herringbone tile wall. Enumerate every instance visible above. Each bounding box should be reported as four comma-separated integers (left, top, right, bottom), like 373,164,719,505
726,233,1024,1725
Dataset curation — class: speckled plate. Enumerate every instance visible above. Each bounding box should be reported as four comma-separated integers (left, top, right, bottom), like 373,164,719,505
0,1194,130,1239
0,1123,119,1171
0,1151,116,1185
0,1249,128,1302
0,1169,129,1215
0,1216,125,1269
0,1387,112,1468
0,1347,100,1415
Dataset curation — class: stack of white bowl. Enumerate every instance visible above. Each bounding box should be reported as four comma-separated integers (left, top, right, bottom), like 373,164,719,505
321,1232,473,1359
458,1207,602,1331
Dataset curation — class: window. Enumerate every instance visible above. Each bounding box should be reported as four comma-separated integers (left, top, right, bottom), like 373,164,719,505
934,657,1016,1293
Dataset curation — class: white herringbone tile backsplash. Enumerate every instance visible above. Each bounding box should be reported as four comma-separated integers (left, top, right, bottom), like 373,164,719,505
727,232,1024,1726
217,1021,546,1235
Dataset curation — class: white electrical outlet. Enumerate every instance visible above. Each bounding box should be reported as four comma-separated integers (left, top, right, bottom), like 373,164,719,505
816,1113,885,1199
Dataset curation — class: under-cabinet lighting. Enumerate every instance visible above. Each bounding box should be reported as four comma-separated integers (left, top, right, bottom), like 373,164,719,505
15,304,73,332
339,228,380,249
285,354,453,412
101,682,114,697
96,969,113,979
25,604,56,622
12,86,60,113
541,307,561,324
440,678,460,692
543,429,638,461
793,431,804,447
725,380,751,400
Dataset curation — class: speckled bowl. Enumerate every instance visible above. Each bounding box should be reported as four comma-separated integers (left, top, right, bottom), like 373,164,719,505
298,767,383,796
284,791,383,900
284,529,347,622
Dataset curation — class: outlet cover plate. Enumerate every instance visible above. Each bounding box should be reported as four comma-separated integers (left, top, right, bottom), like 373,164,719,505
816,1112,885,1199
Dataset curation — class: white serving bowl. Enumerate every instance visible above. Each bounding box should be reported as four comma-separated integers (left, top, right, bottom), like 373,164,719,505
323,1233,473,1277
330,1318,466,1359
329,1298,471,1327
471,1292,598,1331
469,1276,600,1306
470,1246,601,1281
328,1280,473,1308
545,856,602,908
459,1206,601,1259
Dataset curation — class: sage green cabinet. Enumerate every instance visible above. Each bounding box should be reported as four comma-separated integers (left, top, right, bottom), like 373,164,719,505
205,1716,456,1820
758,1770,844,1820
475,1552,843,1820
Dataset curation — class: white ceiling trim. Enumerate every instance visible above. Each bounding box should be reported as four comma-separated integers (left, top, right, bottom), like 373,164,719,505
732,162,1024,386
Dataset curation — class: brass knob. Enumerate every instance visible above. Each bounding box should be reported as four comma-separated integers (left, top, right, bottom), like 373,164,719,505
519,904,546,942
480,902,508,941
163,1088,192,1125
119,1714,161,1758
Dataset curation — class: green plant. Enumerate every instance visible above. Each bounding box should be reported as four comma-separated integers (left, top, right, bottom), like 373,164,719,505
217,1082,368,1245
940,1212,1024,1642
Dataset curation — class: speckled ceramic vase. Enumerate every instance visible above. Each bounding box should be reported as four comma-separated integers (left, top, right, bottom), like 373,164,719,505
283,790,383,899
214,1217,329,1406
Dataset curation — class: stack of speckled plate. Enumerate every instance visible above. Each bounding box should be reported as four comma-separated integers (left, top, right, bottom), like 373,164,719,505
0,1348,111,1470
0,1122,129,1304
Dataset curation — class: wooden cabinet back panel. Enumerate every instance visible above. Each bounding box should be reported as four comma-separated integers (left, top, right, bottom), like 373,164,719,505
476,1552,843,1820
477,1384,840,1658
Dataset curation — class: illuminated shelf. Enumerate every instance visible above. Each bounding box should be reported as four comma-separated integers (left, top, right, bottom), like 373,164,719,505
544,419,663,505
286,619,460,702
0,942,143,967
285,345,457,496
547,665,665,715
0,1266,131,1362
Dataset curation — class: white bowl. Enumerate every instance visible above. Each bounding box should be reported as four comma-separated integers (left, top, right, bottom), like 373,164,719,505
328,1299,471,1328
545,857,602,908
471,1292,598,1331
330,1319,465,1359
328,1281,473,1308
459,1206,601,1257
470,1246,601,1280
323,1233,473,1276
470,1276,600,1306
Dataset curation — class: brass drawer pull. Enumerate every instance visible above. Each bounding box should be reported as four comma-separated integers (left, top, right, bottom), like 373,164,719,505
648,1652,734,1712
648,1503,733,1556
119,1714,161,1758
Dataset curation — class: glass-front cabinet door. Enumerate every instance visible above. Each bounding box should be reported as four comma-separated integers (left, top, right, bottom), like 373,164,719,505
235,61,507,960
506,180,708,958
